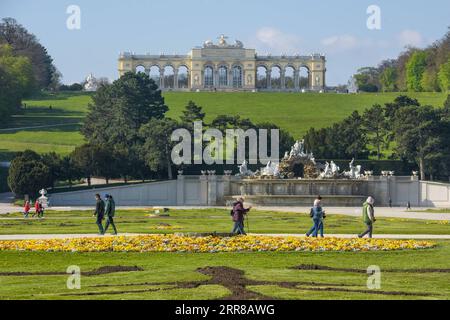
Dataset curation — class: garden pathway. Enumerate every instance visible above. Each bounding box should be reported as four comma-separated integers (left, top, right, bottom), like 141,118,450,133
0,233,449,241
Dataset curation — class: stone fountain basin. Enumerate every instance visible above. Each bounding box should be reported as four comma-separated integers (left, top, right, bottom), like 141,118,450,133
225,195,367,207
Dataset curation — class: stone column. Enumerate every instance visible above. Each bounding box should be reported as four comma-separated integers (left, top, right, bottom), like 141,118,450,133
223,171,233,196
267,70,272,89
174,70,178,90
159,69,164,89
280,70,286,90
199,173,208,205
214,69,218,88
294,69,300,91
176,170,185,205
207,171,217,206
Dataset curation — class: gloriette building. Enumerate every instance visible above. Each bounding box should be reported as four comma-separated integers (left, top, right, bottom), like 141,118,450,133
118,35,326,92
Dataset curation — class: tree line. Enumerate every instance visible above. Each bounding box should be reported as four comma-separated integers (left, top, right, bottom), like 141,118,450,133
0,18,60,124
8,72,294,197
354,27,450,92
304,95,450,180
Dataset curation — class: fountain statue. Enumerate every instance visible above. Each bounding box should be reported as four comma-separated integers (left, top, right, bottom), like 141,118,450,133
343,158,362,179
260,161,280,177
235,140,366,180
236,160,254,177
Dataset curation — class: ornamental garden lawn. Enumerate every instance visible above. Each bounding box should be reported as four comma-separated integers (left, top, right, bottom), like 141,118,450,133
0,208,449,300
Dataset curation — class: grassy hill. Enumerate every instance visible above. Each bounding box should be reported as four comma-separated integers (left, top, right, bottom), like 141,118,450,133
0,91,447,161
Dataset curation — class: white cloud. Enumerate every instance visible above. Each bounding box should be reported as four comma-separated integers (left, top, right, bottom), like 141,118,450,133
397,30,423,48
254,27,301,53
321,35,358,52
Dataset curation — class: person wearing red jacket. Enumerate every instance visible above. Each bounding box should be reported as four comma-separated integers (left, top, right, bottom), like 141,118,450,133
32,200,40,218
23,200,30,218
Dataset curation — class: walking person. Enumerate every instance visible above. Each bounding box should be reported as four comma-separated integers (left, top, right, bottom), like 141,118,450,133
231,197,251,235
358,196,376,238
389,198,392,208
104,194,118,235
23,200,30,218
306,196,326,237
38,201,44,218
406,201,411,211
93,194,105,235
308,199,326,237
32,199,40,218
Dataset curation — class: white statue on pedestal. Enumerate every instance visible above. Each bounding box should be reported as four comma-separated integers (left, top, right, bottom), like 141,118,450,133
38,188,49,208
84,73,98,92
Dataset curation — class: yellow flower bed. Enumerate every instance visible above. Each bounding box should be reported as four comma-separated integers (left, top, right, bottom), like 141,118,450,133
0,235,435,253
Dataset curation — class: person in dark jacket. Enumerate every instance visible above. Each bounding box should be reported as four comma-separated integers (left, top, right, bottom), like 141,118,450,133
306,196,326,237
306,199,326,237
104,194,117,235
93,194,105,235
231,197,251,235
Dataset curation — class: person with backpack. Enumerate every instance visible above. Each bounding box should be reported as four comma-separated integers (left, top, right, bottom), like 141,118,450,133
306,199,326,237
306,196,326,237
104,194,118,235
231,197,252,235
358,196,376,238
93,194,105,235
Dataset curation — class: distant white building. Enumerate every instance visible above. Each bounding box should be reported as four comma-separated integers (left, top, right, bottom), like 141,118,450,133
84,73,99,92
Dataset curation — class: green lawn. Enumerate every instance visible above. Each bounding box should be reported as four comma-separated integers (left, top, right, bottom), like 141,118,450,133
0,208,448,300
0,242,449,299
1,208,449,235
0,91,447,161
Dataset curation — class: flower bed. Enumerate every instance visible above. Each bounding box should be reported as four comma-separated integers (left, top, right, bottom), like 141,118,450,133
0,235,435,253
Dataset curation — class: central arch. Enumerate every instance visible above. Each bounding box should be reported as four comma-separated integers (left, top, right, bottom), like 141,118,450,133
204,66,214,88
218,66,228,87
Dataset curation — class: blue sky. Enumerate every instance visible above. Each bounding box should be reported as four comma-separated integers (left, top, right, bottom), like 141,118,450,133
1,0,449,85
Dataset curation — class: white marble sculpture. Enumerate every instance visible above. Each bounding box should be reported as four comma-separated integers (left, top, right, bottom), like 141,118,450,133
38,188,49,208
84,73,98,92
343,158,362,179
260,161,280,177
320,161,332,178
236,160,254,177
330,161,340,175
320,161,341,179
